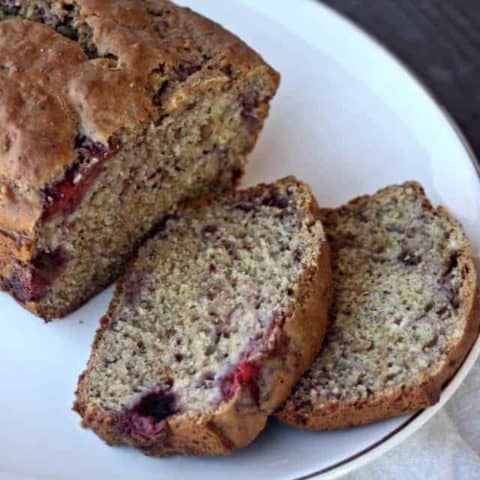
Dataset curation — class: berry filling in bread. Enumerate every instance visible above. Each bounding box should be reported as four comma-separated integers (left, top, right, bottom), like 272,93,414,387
3,247,68,303
3,264,50,303
119,388,182,438
42,136,121,221
220,360,260,404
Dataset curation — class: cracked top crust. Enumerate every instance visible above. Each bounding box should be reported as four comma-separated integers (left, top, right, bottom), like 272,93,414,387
0,0,278,235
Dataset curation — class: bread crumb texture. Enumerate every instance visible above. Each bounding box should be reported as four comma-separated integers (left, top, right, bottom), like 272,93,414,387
278,182,476,425
76,177,328,454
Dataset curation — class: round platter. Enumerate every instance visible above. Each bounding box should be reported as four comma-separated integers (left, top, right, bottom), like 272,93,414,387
1,1,479,479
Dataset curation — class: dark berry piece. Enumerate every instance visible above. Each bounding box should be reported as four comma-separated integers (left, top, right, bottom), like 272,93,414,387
133,390,178,421
4,247,71,303
220,360,260,404
33,247,69,273
5,265,50,303
41,136,121,220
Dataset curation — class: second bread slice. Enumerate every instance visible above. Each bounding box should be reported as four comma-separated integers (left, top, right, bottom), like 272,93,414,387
277,182,477,430
75,176,332,455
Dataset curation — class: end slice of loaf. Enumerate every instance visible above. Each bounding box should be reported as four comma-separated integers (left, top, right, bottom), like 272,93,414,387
74,177,332,455
277,182,478,430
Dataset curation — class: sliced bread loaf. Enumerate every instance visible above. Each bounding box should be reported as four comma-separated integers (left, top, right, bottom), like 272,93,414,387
277,182,477,430
0,0,279,320
75,177,332,455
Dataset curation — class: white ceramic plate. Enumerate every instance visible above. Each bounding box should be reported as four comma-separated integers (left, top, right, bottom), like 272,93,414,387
1,1,479,479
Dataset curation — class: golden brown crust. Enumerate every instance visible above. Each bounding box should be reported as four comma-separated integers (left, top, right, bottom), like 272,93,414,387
74,192,332,455
0,19,82,188
277,183,479,430
0,0,279,237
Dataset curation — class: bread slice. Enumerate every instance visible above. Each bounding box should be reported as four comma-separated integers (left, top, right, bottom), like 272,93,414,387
277,182,478,430
74,177,332,455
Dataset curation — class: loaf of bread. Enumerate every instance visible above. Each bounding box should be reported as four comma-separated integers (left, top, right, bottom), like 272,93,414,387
277,182,477,430
75,177,332,455
0,0,279,319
